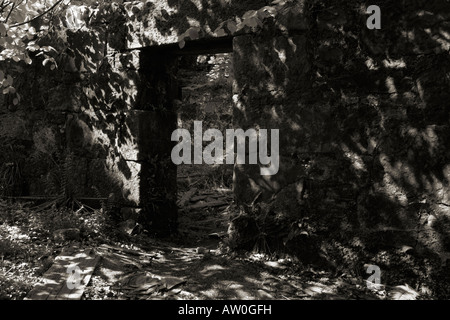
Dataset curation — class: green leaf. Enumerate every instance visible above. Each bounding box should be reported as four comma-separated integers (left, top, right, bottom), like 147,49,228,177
28,27,36,35
178,39,185,49
177,32,186,42
6,75,13,86
227,21,237,34
41,46,57,53
0,23,7,36
245,17,259,28
243,10,257,20
258,7,272,19
14,10,26,24
262,6,277,16
214,28,226,37
188,27,199,40
271,0,286,5
13,98,19,106
27,43,40,52
235,21,245,32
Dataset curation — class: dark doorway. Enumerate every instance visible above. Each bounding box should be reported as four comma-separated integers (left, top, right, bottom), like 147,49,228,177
138,39,234,239
176,52,234,244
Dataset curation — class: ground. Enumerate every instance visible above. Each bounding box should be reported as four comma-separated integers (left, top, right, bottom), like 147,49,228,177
0,165,431,300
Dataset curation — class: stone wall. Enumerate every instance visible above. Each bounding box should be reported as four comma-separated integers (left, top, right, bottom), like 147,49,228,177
0,1,449,286
0,2,176,234
229,0,450,291
0,0,270,234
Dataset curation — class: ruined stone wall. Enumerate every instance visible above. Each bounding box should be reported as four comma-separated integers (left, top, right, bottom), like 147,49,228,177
124,1,450,289
0,0,271,235
0,1,449,287
0,3,138,201
230,0,450,291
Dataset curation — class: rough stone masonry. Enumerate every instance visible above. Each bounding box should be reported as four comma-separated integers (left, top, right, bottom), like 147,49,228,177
0,1,449,276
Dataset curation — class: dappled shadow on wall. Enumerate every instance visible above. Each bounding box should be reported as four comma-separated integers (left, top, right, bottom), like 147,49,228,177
228,0,450,293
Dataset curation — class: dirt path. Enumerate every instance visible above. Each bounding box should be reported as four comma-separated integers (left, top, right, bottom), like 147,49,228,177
84,236,385,300
83,204,382,300
0,188,429,300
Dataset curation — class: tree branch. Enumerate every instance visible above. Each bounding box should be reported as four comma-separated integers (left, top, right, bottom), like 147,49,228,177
0,0,8,13
10,0,65,27
0,0,11,14
4,1,15,23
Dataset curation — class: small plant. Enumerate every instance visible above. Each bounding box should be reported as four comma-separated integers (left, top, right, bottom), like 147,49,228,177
43,150,76,201
0,143,25,198
29,150,107,214
0,161,22,197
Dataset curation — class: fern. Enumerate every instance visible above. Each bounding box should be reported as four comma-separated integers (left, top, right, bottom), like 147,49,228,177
0,143,24,197
62,151,74,199
38,150,79,204
0,162,21,197
44,170,58,196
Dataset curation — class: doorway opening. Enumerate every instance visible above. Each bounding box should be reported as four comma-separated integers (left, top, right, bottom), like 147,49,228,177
175,52,234,244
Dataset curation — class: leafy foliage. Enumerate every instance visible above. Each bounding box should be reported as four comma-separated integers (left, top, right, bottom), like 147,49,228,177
0,142,25,197
41,150,74,199
0,0,66,103
0,160,21,196
177,0,301,48
0,0,111,104
0,0,297,104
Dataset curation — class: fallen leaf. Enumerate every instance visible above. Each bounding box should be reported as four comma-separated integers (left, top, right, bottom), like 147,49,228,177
390,284,419,300
163,277,186,290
